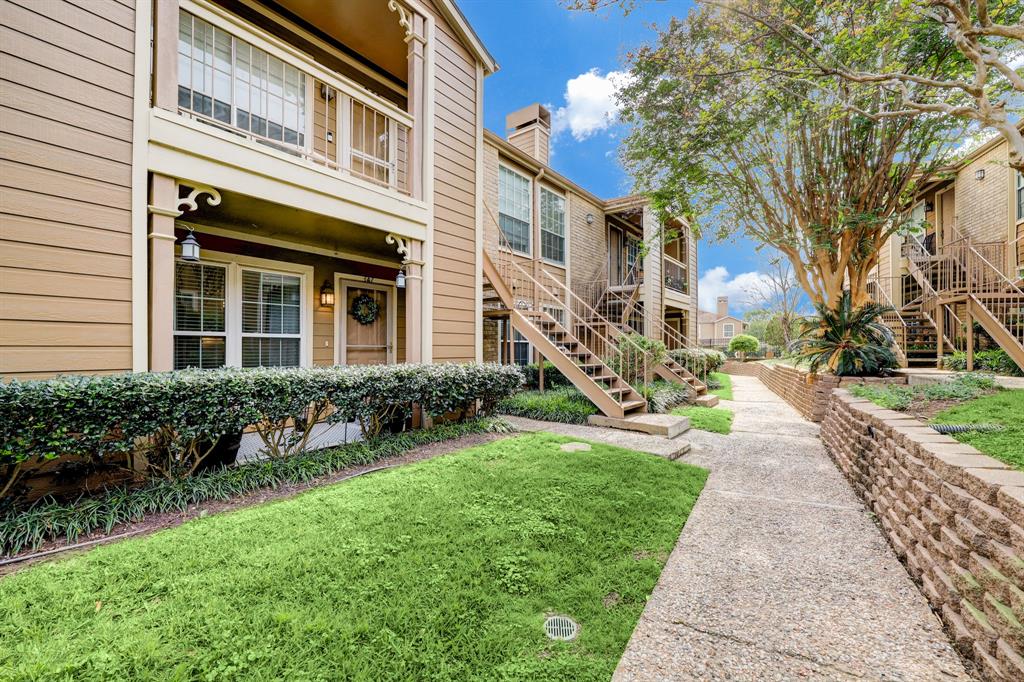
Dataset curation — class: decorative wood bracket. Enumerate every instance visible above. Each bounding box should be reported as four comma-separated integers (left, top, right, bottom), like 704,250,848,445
388,0,423,44
385,233,425,266
177,183,222,213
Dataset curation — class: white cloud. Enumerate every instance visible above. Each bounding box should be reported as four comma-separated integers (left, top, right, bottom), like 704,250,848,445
697,266,772,313
550,68,632,142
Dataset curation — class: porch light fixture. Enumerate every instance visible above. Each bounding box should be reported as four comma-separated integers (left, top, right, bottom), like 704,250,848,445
396,267,406,289
586,213,595,225
975,168,986,180
179,229,201,262
319,280,335,307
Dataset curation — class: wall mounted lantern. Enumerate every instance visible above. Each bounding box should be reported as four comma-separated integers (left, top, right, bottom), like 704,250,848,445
975,168,986,180
585,213,595,225
396,267,406,289
179,229,201,262
319,280,335,307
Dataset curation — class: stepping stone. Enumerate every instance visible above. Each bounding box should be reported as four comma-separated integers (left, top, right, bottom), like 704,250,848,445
560,442,592,452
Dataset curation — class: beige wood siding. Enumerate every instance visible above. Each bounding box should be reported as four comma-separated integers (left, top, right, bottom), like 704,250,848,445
0,0,136,379
429,9,479,362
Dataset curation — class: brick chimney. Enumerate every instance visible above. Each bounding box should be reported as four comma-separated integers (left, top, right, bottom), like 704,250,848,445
506,103,551,165
716,296,729,318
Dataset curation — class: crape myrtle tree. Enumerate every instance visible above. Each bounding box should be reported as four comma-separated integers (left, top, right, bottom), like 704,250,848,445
569,0,1024,170
609,1,964,312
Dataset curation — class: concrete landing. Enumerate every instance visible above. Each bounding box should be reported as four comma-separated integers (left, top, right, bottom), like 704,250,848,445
504,416,691,460
693,393,719,407
588,412,691,439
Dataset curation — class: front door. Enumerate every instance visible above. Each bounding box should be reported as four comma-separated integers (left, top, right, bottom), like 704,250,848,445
339,280,393,365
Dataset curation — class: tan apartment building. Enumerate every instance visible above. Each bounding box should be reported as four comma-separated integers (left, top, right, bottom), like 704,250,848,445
869,131,1024,371
697,296,747,348
479,104,711,417
479,104,700,366
0,0,497,379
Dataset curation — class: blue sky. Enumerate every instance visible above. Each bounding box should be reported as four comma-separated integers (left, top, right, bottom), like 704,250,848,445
459,0,769,316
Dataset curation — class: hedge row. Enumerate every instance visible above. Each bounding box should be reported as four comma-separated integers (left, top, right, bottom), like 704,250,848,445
0,418,510,556
668,348,726,376
1,363,524,494
943,350,1023,377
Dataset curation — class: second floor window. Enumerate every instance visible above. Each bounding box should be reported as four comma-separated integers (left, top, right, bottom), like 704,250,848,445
178,11,306,148
1017,171,1023,222
499,166,531,254
540,188,566,264
723,323,735,339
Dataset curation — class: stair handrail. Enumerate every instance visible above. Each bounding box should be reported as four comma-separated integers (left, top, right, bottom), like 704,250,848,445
866,274,908,366
483,202,648,397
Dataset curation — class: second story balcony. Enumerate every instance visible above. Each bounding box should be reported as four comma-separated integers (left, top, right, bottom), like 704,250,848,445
149,0,427,240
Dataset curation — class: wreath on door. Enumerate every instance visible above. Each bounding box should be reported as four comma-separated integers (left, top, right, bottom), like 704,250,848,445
350,293,381,325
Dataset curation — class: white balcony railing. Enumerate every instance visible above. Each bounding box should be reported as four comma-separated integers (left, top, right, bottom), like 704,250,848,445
175,0,413,197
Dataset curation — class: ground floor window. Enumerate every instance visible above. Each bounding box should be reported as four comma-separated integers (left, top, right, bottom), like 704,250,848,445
173,252,310,370
497,319,532,366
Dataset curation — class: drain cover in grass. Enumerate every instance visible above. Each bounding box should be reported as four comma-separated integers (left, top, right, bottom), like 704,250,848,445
560,442,592,452
544,615,580,640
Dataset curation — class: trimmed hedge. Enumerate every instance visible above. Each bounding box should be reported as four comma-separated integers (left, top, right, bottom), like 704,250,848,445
668,348,726,377
496,388,598,424
0,418,508,556
1,363,523,497
520,362,572,390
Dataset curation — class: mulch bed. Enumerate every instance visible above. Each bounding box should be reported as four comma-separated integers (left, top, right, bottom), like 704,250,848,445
1,431,510,575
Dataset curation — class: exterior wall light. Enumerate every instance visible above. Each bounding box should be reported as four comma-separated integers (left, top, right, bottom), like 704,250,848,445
319,280,335,307
586,213,595,225
975,168,985,180
179,229,201,262
396,267,406,289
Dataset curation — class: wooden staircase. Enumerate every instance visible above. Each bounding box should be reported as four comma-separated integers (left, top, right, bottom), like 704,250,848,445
482,250,648,419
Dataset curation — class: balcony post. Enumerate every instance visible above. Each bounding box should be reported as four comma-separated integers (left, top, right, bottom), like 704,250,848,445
402,8,427,200
153,0,179,112
147,174,179,371
404,239,424,363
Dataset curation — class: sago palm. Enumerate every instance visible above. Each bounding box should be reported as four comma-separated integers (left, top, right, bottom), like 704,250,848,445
789,291,898,377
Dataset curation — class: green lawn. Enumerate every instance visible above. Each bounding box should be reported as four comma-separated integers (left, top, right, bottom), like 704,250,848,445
0,433,707,681
932,390,1024,471
671,405,734,434
708,372,733,400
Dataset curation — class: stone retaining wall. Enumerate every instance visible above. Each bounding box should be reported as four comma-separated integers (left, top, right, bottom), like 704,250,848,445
757,363,907,422
821,390,1024,680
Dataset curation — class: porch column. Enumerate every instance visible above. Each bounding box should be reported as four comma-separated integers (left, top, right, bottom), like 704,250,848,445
406,12,426,201
153,0,178,112
405,239,424,363
147,174,180,372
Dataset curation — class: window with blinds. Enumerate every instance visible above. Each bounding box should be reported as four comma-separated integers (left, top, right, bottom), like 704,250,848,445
174,262,227,369
540,188,565,264
178,10,306,148
241,270,302,367
498,166,531,254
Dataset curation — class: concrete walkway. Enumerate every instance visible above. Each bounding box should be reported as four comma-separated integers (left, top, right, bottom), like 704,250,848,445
614,374,971,681
503,415,689,460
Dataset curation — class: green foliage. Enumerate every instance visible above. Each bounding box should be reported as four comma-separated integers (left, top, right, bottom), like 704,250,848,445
670,406,734,434
520,361,573,390
0,418,499,556
943,350,1023,377
0,364,523,499
638,381,691,413
707,372,733,401
668,348,725,376
0,433,708,680
727,334,759,354
848,373,998,412
790,292,898,377
933,391,1024,471
497,388,598,424
608,333,667,388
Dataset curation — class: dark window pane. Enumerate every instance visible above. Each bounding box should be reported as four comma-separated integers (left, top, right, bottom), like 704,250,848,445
214,99,231,123
268,121,282,141
178,85,192,110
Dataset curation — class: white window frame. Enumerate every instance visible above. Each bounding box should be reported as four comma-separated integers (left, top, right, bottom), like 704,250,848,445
174,246,313,368
498,164,532,256
722,323,735,339
542,304,566,328
540,186,566,266
173,260,229,369
1016,170,1024,224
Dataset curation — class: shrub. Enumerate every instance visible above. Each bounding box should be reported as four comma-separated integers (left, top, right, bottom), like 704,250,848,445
639,381,692,413
848,373,997,411
668,348,725,377
942,350,1023,377
0,364,524,500
520,361,572,390
0,418,501,556
496,388,598,424
790,291,898,377
727,334,759,358
607,333,667,387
